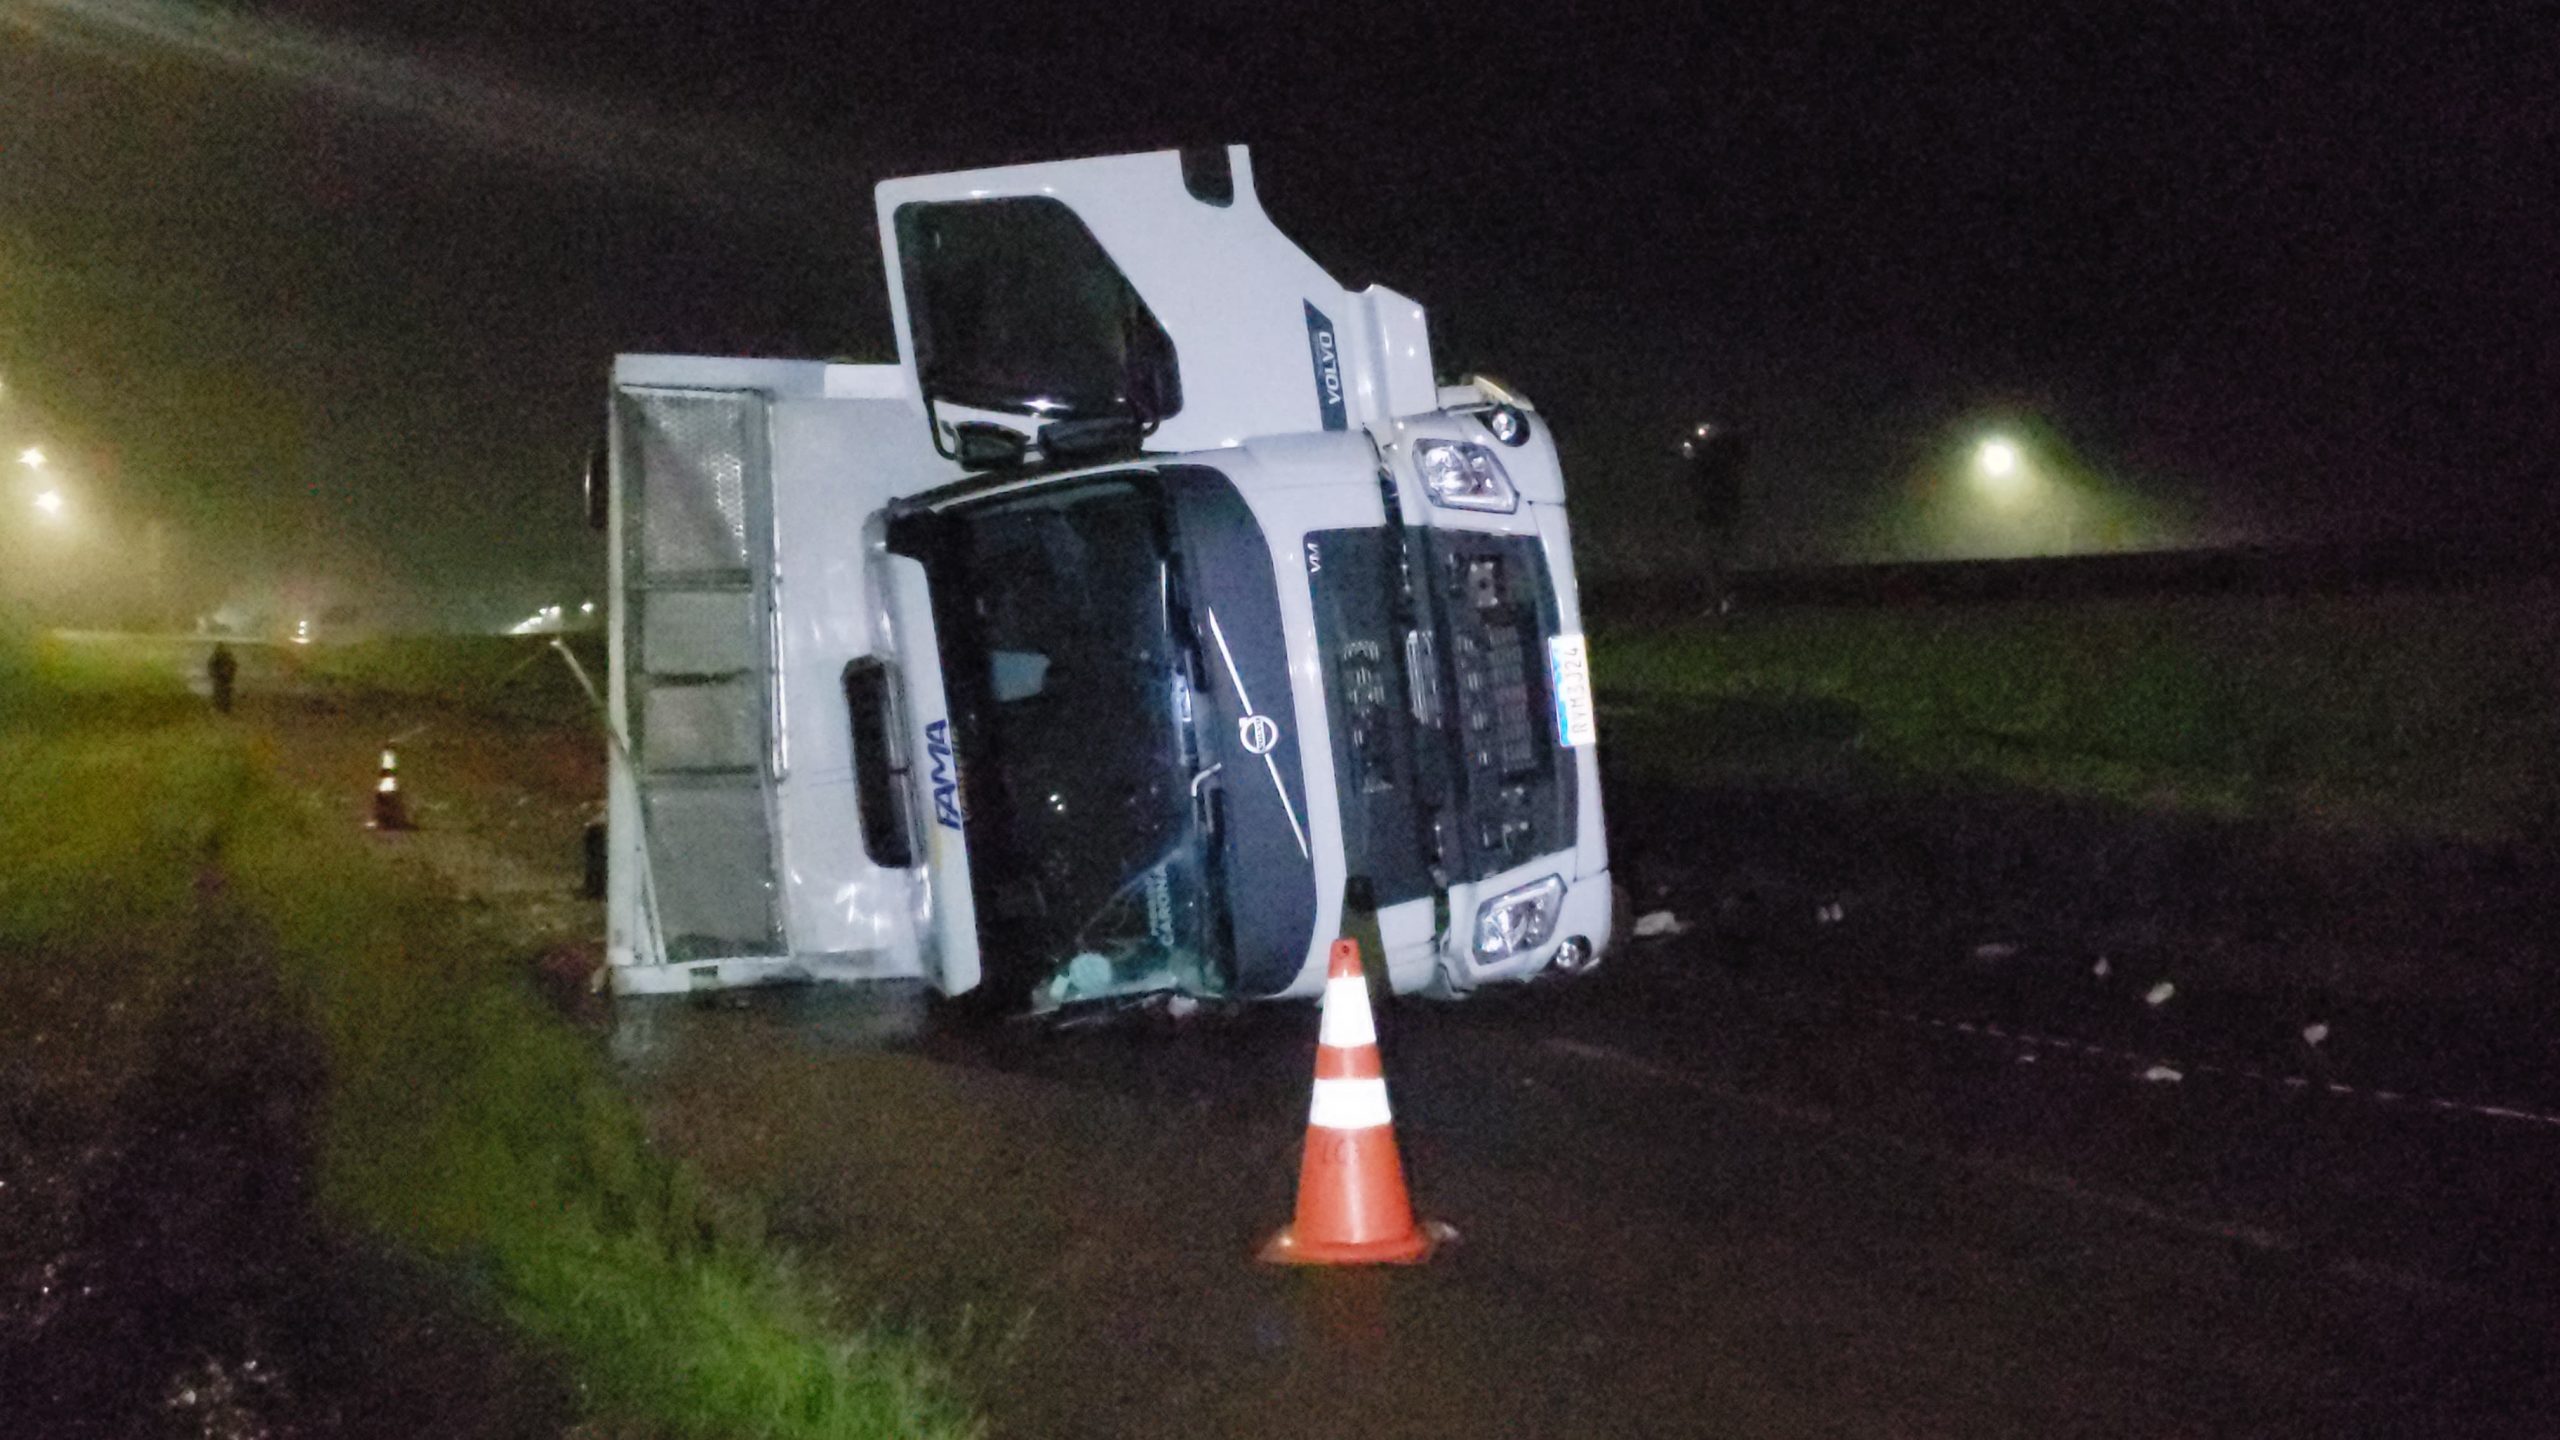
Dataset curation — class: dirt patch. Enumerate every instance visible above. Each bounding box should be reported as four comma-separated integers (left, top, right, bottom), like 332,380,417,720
0,864,574,1439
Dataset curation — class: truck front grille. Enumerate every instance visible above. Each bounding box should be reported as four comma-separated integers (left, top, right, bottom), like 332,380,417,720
1453,622,1540,778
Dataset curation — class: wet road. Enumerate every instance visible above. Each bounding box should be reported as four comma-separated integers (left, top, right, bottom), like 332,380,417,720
615,947,2560,1439
169,633,2560,1438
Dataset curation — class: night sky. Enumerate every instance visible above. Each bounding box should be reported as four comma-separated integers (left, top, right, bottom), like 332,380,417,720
3,2,2552,627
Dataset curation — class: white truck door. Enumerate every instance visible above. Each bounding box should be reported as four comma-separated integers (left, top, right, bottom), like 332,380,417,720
874,146,1439,458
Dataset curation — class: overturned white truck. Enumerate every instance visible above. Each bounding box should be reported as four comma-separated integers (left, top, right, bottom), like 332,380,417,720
600,146,1613,1009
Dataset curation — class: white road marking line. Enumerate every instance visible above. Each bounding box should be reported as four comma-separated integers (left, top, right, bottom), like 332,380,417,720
1746,980,2560,1130
1535,1034,2454,1300
2469,1104,2560,1129
1836,996,2560,1130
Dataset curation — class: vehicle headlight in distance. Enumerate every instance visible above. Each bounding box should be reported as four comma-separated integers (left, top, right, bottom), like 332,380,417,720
1413,439,1520,514
1474,874,1565,960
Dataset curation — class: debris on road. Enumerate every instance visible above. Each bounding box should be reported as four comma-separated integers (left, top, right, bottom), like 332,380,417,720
1815,901,1845,924
1972,941,2020,961
2303,1022,2330,1046
2093,957,2112,978
1632,909,1688,939
2145,981,2176,1007
2142,1064,2185,1083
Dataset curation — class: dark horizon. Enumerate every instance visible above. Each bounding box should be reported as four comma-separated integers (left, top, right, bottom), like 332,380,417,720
3,2,2552,629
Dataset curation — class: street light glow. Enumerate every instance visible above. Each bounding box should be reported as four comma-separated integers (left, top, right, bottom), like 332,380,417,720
18,446,46,469
32,488,63,518
1971,435,2030,505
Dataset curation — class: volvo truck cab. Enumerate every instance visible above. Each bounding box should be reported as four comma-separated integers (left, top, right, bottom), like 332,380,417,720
602,145,1611,1008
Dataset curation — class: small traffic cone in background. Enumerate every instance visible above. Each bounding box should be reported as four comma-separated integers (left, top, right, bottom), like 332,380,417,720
369,748,414,832
1261,938,1443,1265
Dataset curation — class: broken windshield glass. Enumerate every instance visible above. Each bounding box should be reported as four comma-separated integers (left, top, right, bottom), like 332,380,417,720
893,474,1225,1006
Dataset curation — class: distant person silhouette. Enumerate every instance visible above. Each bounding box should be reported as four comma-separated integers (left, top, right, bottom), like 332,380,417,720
1683,425,1750,615
207,642,238,715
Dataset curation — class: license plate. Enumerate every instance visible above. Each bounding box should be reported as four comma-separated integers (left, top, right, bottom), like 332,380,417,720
1547,634,1596,749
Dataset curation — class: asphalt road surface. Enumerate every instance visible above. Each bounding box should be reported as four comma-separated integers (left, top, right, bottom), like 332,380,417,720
616,970,2558,1439
196,637,2560,1438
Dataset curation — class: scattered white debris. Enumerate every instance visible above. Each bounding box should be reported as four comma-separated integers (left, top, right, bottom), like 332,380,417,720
1631,910,1687,939
2142,1064,2184,1083
2145,981,2176,1007
1973,942,2019,961
2018,1052,2038,1064
1815,902,1846,924
2302,1022,2329,1047
2092,957,2111,978
1165,994,1200,1020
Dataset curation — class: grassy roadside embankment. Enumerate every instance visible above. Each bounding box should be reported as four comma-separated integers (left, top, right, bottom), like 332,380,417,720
297,631,607,724
1596,582,2560,845
0,629,976,1439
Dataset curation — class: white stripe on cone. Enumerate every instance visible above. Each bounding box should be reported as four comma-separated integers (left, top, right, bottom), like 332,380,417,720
1309,1076,1394,1130
1319,976,1377,1048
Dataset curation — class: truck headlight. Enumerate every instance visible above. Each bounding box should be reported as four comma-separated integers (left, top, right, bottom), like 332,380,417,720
1413,439,1520,514
1474,874,1564,960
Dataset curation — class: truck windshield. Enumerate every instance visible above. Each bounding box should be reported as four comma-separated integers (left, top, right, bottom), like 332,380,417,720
898,475,1224,1006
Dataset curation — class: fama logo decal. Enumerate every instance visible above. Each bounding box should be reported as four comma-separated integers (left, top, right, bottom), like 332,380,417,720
1303,301,1347,432
925,719,964,829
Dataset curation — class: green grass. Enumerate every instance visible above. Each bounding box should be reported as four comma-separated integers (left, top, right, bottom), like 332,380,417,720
1595,584,2560,843
0,635,977,1439
297,631,607,723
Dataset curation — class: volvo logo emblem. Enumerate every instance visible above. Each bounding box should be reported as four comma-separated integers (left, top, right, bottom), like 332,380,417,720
1237,713,1280,755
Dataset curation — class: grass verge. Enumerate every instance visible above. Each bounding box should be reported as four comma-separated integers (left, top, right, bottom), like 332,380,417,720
1595,583,2560,843
0,635,977,1439
294,631,606,724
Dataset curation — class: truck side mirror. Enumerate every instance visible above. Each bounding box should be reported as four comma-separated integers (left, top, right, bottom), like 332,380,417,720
583,439,609,533
952,421,1030,471
1037,414,1142,464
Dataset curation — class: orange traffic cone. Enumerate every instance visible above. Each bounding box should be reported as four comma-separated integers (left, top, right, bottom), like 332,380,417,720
1260,938,1443,1265
369,747,414,831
